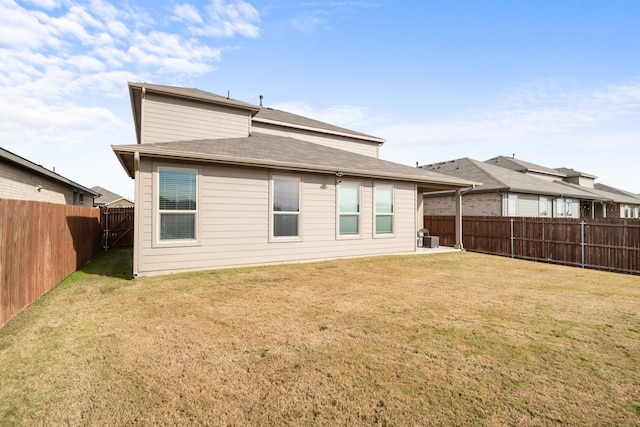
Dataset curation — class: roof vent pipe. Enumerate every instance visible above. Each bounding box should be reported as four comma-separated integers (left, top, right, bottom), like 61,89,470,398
259,95,263,106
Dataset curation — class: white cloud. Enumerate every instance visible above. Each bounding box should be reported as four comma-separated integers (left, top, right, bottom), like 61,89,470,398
191,0,261,38
22,0,59,9
0,2,57,49
291,11,329,34
373,81,640,147
174,3,203,24
289,1,377,33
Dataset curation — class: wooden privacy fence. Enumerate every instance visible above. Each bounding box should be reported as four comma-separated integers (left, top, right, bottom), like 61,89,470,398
424,215,640,275
0,199,102,328
101,206,134,250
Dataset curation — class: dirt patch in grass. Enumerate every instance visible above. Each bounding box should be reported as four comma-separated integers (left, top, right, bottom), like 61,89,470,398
1,249,639,425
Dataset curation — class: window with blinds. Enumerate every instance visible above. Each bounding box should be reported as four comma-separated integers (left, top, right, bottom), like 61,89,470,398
338,182,360,236
272,176,300,238
375,184,394,235
158,167,197,241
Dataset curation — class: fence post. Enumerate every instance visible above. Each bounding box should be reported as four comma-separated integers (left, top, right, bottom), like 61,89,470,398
103,207,109,251
510,217,515,258
581,220,585,268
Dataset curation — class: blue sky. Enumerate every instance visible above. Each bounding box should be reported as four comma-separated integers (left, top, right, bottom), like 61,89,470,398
1,0,639,199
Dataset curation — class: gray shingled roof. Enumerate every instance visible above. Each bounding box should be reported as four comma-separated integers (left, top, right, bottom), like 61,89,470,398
589,183,640,204
485,156,566,178
421,157,606,200
91,186,131,205
128,82,260,112
555,167,598,179
254,107,384,142
112,133,475,190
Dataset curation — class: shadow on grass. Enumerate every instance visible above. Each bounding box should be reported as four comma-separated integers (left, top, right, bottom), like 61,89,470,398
79,248,134,280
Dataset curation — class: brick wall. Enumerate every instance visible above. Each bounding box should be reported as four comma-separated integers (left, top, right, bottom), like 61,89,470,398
424,192,502,216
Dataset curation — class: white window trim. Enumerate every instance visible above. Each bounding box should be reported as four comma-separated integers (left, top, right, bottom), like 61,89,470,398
269,173,303,242
152,164,200,248
336,180,362,240
373,182,395,238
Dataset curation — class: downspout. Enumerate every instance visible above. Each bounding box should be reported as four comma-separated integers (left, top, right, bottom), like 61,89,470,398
454,185,475,250
455,188,463,249
133,151,140,278
140,87,146,145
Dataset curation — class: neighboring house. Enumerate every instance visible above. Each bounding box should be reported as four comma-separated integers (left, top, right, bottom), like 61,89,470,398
421,156,640,218
91,186,134,208
112,83,474,276
554,168,640,218
421,158,605,217
0,147,98,206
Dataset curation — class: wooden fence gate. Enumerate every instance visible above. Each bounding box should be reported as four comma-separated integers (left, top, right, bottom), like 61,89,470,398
101,206,134,250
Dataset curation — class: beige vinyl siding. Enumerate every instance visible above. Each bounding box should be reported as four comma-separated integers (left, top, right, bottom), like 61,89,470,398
252,122,379,158
135,160,418,276
142,93,250,144
517,194,540,217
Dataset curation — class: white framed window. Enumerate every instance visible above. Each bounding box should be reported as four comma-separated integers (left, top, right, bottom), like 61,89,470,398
623,205,632,218
337,181,361,238
271,175,301,240
374,184,394,236
539,196,548,217
157,167,198,243
565,199,573,217
508,194,518,216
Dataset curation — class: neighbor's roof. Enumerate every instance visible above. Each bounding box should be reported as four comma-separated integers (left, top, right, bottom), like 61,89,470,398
112,133,476,191
554,167,598,180
91,186,133,206
585,183,640,205
485,156,566,178
128,82,384,145
1,147,99,196
421,158,606,200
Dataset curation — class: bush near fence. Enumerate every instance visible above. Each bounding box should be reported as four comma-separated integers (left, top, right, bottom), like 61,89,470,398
0,199,102,328
424,215,640,275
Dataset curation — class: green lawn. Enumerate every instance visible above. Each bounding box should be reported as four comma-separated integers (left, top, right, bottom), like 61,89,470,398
1,248,639,425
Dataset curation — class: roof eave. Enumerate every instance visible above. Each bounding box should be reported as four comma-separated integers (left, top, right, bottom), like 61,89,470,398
111,145,475,189
128,82,261,115
252,117,386,145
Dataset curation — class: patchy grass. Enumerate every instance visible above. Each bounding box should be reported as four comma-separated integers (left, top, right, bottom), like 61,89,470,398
1,249,639,425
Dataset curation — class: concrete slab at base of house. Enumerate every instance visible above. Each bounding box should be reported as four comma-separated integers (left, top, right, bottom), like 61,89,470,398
414,246,461,254
132,246,463,277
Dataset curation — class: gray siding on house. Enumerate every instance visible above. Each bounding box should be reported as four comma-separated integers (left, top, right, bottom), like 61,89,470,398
135,159,417,276
142,93,251,144
252,121,379,158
